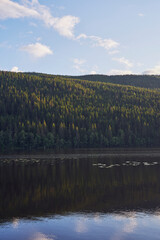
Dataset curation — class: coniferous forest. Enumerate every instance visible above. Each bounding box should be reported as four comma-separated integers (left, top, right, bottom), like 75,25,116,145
0,70,160,150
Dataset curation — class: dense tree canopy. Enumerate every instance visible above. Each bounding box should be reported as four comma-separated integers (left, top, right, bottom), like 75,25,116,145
26,72,160,89
0,71,160,150
68,74,160,89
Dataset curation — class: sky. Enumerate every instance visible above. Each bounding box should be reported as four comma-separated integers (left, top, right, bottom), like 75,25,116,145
1,0,160,75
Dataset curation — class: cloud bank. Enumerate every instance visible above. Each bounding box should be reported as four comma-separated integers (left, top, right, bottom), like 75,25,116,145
0,0,79,39
0,0,39,19
143,64,160,75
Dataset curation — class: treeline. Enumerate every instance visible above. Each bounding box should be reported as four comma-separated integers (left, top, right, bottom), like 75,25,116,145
69,74,160,89
0,71,160,150
26,72,160,89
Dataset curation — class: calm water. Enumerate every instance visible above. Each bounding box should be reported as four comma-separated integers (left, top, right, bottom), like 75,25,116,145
0,149,160,240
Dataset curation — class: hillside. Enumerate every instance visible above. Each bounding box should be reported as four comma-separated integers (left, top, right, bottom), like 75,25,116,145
26,72,160,89
69,74,160,89
0,71,160,150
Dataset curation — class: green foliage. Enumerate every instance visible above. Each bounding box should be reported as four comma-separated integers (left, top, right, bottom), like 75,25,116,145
67,74,160,89
0,70,160,150
26,72,160,89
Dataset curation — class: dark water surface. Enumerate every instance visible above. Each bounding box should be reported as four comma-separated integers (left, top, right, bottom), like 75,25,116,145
1,149,160,240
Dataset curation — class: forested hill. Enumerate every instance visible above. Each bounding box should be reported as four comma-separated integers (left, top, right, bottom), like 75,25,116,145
70,74,160,89
26,72,160,89
0,70,160,150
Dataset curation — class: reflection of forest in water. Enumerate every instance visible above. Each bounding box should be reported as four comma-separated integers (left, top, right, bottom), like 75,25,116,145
1,154,160,221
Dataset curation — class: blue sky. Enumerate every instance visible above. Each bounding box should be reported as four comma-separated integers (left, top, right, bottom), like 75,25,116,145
0,0,160,75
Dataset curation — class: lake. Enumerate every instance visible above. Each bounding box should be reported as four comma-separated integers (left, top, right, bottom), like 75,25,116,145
0,148,160,240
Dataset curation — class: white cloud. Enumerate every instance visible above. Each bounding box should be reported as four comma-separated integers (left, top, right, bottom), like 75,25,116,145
90,70,97,74
53,16,80,39
30,0,80,38
143,64,160,75
0,0,39,19
94,37,119,50
112,57,133,68
31,232,54,240
138,13,145,17
73,58,86,73
108,69,133,75
75,218,88,233
73,61,99,75
111,213,137,240
93,213,102,224
77,33,88,40
11,66,21,72
0,0,79,39
123,217,137,233
12,218,19,228
90,65,98,75
77,34,119,51
73,58,86,65
21,42,53,58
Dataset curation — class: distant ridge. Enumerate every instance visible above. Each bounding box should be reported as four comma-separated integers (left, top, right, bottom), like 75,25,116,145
64,74,160,89
23,72,160,89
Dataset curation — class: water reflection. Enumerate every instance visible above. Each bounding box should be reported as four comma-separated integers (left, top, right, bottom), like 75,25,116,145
12,218,19,229
1,153,160,221
1,211,160,240
1,151,160,239
31,233,54,240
